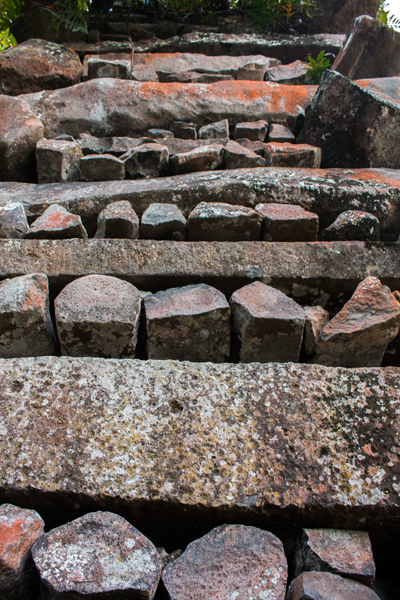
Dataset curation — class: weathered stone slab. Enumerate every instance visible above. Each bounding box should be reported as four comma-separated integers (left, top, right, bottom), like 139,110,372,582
95,201,139,239
266,60,308,85
123,144,169,179
187,202,262,241
1,241,400,310
267,123,295,142
162,524,287,600
223,140,266,169
299,70,400,169
20,79,316,139
70,33,345,64
321,210,380,241
263,142,321,168
87,57,132,80
256,203,319,241
198,119,229,140
36,139,82,184
141,203,186,240
287,572,380,600
80,154,125,181
0,358,399,546
0,203,28,239
332,16,400,80
1,168,398,239
0,39,82,95
170,144,224,174
234,120,269,141
25,204,87,240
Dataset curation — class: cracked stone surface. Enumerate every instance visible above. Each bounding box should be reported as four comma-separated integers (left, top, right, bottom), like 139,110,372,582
287,571,380,600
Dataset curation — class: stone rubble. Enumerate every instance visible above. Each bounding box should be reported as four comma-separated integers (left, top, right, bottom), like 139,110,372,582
141,203,186,240
0,503,44,600
31,511,162,599
255,203,319,242
303,306,330,356
169,144,224,174
187,201,263,241
198,118,229,139
0,202,29,239
55,274,142,358
122,143,169,179
263,142,322,168
267,123,296,142
80,153,126,181
320,210,380,241
162,524,288,600
234,119,269,141
36,138,82,183
95,201,139,239
287,572,380,600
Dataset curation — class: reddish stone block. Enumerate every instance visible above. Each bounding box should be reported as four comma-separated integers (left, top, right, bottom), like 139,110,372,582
223,140,266,169
255,203,319,242
0,503,44,600
188,201,262,241
287,571,380,600
234,119,269,141
162,524,287,600
303,306,330,356
264,142,321,168
25,204,87,239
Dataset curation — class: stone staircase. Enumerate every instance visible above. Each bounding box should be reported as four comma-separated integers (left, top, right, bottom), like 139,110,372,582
0,14,400,600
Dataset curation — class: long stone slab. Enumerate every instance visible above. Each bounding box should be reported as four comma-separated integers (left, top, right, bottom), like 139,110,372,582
68,33,345,63
1,167,400,239
1,240,399,307
20,80,316,138
0,357,399,549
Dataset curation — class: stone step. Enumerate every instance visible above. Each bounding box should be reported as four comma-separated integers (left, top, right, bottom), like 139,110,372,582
1,168,399,239
1,240,399,308
0,357,398,556
69,32,345,63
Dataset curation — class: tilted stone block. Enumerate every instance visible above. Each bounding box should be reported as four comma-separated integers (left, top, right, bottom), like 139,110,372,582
25,204,87,240
198,119,229,139
123,144,169,179
287,572,380,600
131,65,158,82
162,525,287,600
188,201,262,241
80,154,125,181
321,210,380,241
223,140,266,169
170,121,197,140
314,276,400,367
0,504,44,600
237,62,269,81
87,57,132,79
234,119,269,141
141,203,186,240
230,281,305,363
144,283,230,361
303,306,330,356
36,139,82,183
0,202,29,239
32,512,162,599
266,60,308,84
255,203,319,242
267,123,295,142
169,144,224,174
294,528,375,586
55,274,142,358
95,201,139,239
0,273,56,358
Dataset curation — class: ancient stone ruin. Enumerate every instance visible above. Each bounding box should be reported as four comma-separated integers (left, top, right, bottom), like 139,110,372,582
0,1,400,598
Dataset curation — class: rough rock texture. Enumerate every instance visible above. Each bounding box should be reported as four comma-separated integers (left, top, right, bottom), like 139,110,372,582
287,572,380,600
256,203,319,242
54,274,141,358
141,203,186,240
332,15,400,80
0,39,82,95
1,168,398,239
0,202,29,239
95,201,139,239
1,241,399,310
21,79,316,138
321,210,380,241
131,65,159,82
170,144,224,174
0,503,44,600
295,528,375,586
230,281,305,362
0,273,56,358
123,144,169,179
132,52,278,76
144,284,230,362
267,123,295,143
237,62,270,81
36,139,82,184
198,119,229,140
78,134,154,157
162,525,287,600
25,204,87,240
80,154,125,181
263,142,322,168
32,511,162,599
164,72,234,84
314,276,400,367
310,0,381,34
187,202,262,241
234,120,269,141
303,306,330,356
223,140,266,169
87,57,132,80
266,60,308,84
170,121,197,140
0,96,44,182
299,70,400,169
148,128,174,139
0,358,399,547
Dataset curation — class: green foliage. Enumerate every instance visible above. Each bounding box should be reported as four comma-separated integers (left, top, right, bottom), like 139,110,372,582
248,0,315,33
303,50,331,85
0,0,19,49
42,0,91,34
377,0,400,30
